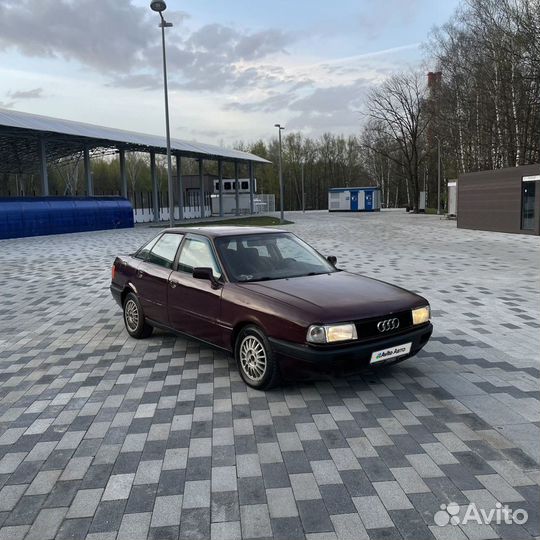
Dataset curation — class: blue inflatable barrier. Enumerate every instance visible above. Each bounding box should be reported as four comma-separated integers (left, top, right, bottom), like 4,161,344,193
0,197,134,239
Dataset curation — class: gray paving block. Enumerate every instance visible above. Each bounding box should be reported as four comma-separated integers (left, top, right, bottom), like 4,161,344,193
183,480,211,508
352,495,394,529
102,473,135,501
391,466,431,494
330,513,369,540
67,488,103,518
290,473,322,501
240,503,272,538
212,466,238,492
373,481,413,510
25,507,67,540
134,460,162,485
211,520,242,540
150,494,183,527
117,512,151,540
266,487,298,518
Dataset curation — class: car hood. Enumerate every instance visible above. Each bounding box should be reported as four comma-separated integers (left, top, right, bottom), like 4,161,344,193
239,271,427,323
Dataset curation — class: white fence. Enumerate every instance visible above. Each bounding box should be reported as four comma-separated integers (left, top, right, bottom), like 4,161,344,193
134,206,211,223
133,194,275,223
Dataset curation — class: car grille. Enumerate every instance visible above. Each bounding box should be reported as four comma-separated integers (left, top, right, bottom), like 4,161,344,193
355,310,413,341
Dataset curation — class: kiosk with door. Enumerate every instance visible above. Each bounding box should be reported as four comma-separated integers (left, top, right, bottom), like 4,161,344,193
328,187,381,212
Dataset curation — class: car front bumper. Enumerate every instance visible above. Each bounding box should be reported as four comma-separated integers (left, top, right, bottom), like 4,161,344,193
269,323,432,373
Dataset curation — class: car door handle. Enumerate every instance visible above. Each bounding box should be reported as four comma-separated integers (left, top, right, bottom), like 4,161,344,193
169,279,180,288
136,270,145,278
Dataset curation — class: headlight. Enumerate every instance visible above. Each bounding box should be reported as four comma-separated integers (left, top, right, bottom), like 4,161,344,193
306,323,358,344
412,306,430,325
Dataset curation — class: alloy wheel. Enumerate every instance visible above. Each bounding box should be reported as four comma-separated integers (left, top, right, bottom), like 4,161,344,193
239,335,267,382
124,299,139,332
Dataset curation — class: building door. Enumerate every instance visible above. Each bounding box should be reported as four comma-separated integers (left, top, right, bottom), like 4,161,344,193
350,190,358,211
521,178,537,230
365,190,373,211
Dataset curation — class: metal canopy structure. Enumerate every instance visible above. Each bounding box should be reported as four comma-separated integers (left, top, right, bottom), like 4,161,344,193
0,107,269,175
0,107,269,220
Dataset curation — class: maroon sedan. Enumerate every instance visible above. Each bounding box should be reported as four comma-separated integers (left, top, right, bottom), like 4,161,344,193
110,226,432,388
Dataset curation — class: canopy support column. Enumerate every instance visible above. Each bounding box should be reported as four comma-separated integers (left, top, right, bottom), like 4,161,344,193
84,146,93,196
119,149,127,198
249,161,255,214
176,155,184,221
198,158,204,218
218,159,224,217
234,161,240,216
38,137,49,196
151,151,159,222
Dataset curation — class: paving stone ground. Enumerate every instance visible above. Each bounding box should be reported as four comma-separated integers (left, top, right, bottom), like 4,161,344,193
0,209,539,540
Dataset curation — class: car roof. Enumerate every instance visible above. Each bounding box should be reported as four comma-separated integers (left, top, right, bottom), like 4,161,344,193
161,225,287,238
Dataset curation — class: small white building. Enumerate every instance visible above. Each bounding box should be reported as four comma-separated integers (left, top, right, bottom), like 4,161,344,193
328,187,381,212
210,178,257,215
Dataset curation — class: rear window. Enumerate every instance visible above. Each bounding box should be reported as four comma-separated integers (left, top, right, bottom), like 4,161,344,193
135,235,160,260
147,233,183,269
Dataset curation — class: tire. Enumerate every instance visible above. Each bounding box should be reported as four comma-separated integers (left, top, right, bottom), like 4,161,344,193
235,325,280,389
123,292,153,339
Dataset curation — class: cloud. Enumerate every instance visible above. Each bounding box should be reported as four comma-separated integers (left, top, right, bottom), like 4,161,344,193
8,87,44,99
0,0,424,137
107,73,160,90
0,0,158,72
0,100,15,109
290,80,368,113
0,1,293,93
225,91,298,113
355,0,423,40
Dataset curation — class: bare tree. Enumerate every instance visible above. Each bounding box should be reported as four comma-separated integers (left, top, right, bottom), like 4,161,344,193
363,72,430,211
427,0,540,174
125,152,146,195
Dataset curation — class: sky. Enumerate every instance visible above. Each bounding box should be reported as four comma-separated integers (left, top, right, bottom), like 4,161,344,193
0,0,460,145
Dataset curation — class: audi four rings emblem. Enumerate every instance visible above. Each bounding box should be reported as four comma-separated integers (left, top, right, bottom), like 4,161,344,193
377,318,400,332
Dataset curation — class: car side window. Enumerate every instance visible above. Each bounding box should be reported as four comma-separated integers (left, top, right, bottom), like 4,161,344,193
135,235,161,260
178,237,222,278
147,233,183,269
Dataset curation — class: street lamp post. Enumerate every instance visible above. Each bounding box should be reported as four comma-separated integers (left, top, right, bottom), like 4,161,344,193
150,0,175,228
301,160,305,213
435,136,442,215
275,124,285,223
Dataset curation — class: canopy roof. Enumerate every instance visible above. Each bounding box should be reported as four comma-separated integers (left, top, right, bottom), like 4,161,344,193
0,107,270,174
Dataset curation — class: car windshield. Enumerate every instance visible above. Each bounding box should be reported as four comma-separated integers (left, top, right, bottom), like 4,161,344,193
215,232,336,282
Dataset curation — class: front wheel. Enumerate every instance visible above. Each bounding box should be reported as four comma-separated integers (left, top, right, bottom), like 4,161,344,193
235,325,280,389
123,292,153,339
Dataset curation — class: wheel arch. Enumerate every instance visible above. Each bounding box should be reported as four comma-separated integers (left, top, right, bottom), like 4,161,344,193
231,319,265,351
121,283,137,306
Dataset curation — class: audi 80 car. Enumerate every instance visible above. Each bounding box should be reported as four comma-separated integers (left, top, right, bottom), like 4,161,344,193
110,226,432,388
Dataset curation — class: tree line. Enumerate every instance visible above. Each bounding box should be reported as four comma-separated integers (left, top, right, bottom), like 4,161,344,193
357,0,539,211
2,0,538,212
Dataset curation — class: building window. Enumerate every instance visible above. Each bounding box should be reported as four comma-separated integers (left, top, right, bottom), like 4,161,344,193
224,181,231,190
522,179,536,230
241,181,249,190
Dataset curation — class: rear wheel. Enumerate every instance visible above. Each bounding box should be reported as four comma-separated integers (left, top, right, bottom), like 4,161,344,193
235,325,279,389
123,292,153,339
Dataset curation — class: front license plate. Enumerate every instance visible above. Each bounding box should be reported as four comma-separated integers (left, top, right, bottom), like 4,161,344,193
370,342,412,364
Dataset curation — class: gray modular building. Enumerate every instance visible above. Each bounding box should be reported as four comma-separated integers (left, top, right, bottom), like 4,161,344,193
457,164,540,235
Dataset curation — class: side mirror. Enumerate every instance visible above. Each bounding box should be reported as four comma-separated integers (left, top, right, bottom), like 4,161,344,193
193,267,220,288
327,255,337,266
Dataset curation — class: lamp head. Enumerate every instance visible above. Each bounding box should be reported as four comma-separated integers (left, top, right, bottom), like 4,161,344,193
150,0,167,13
